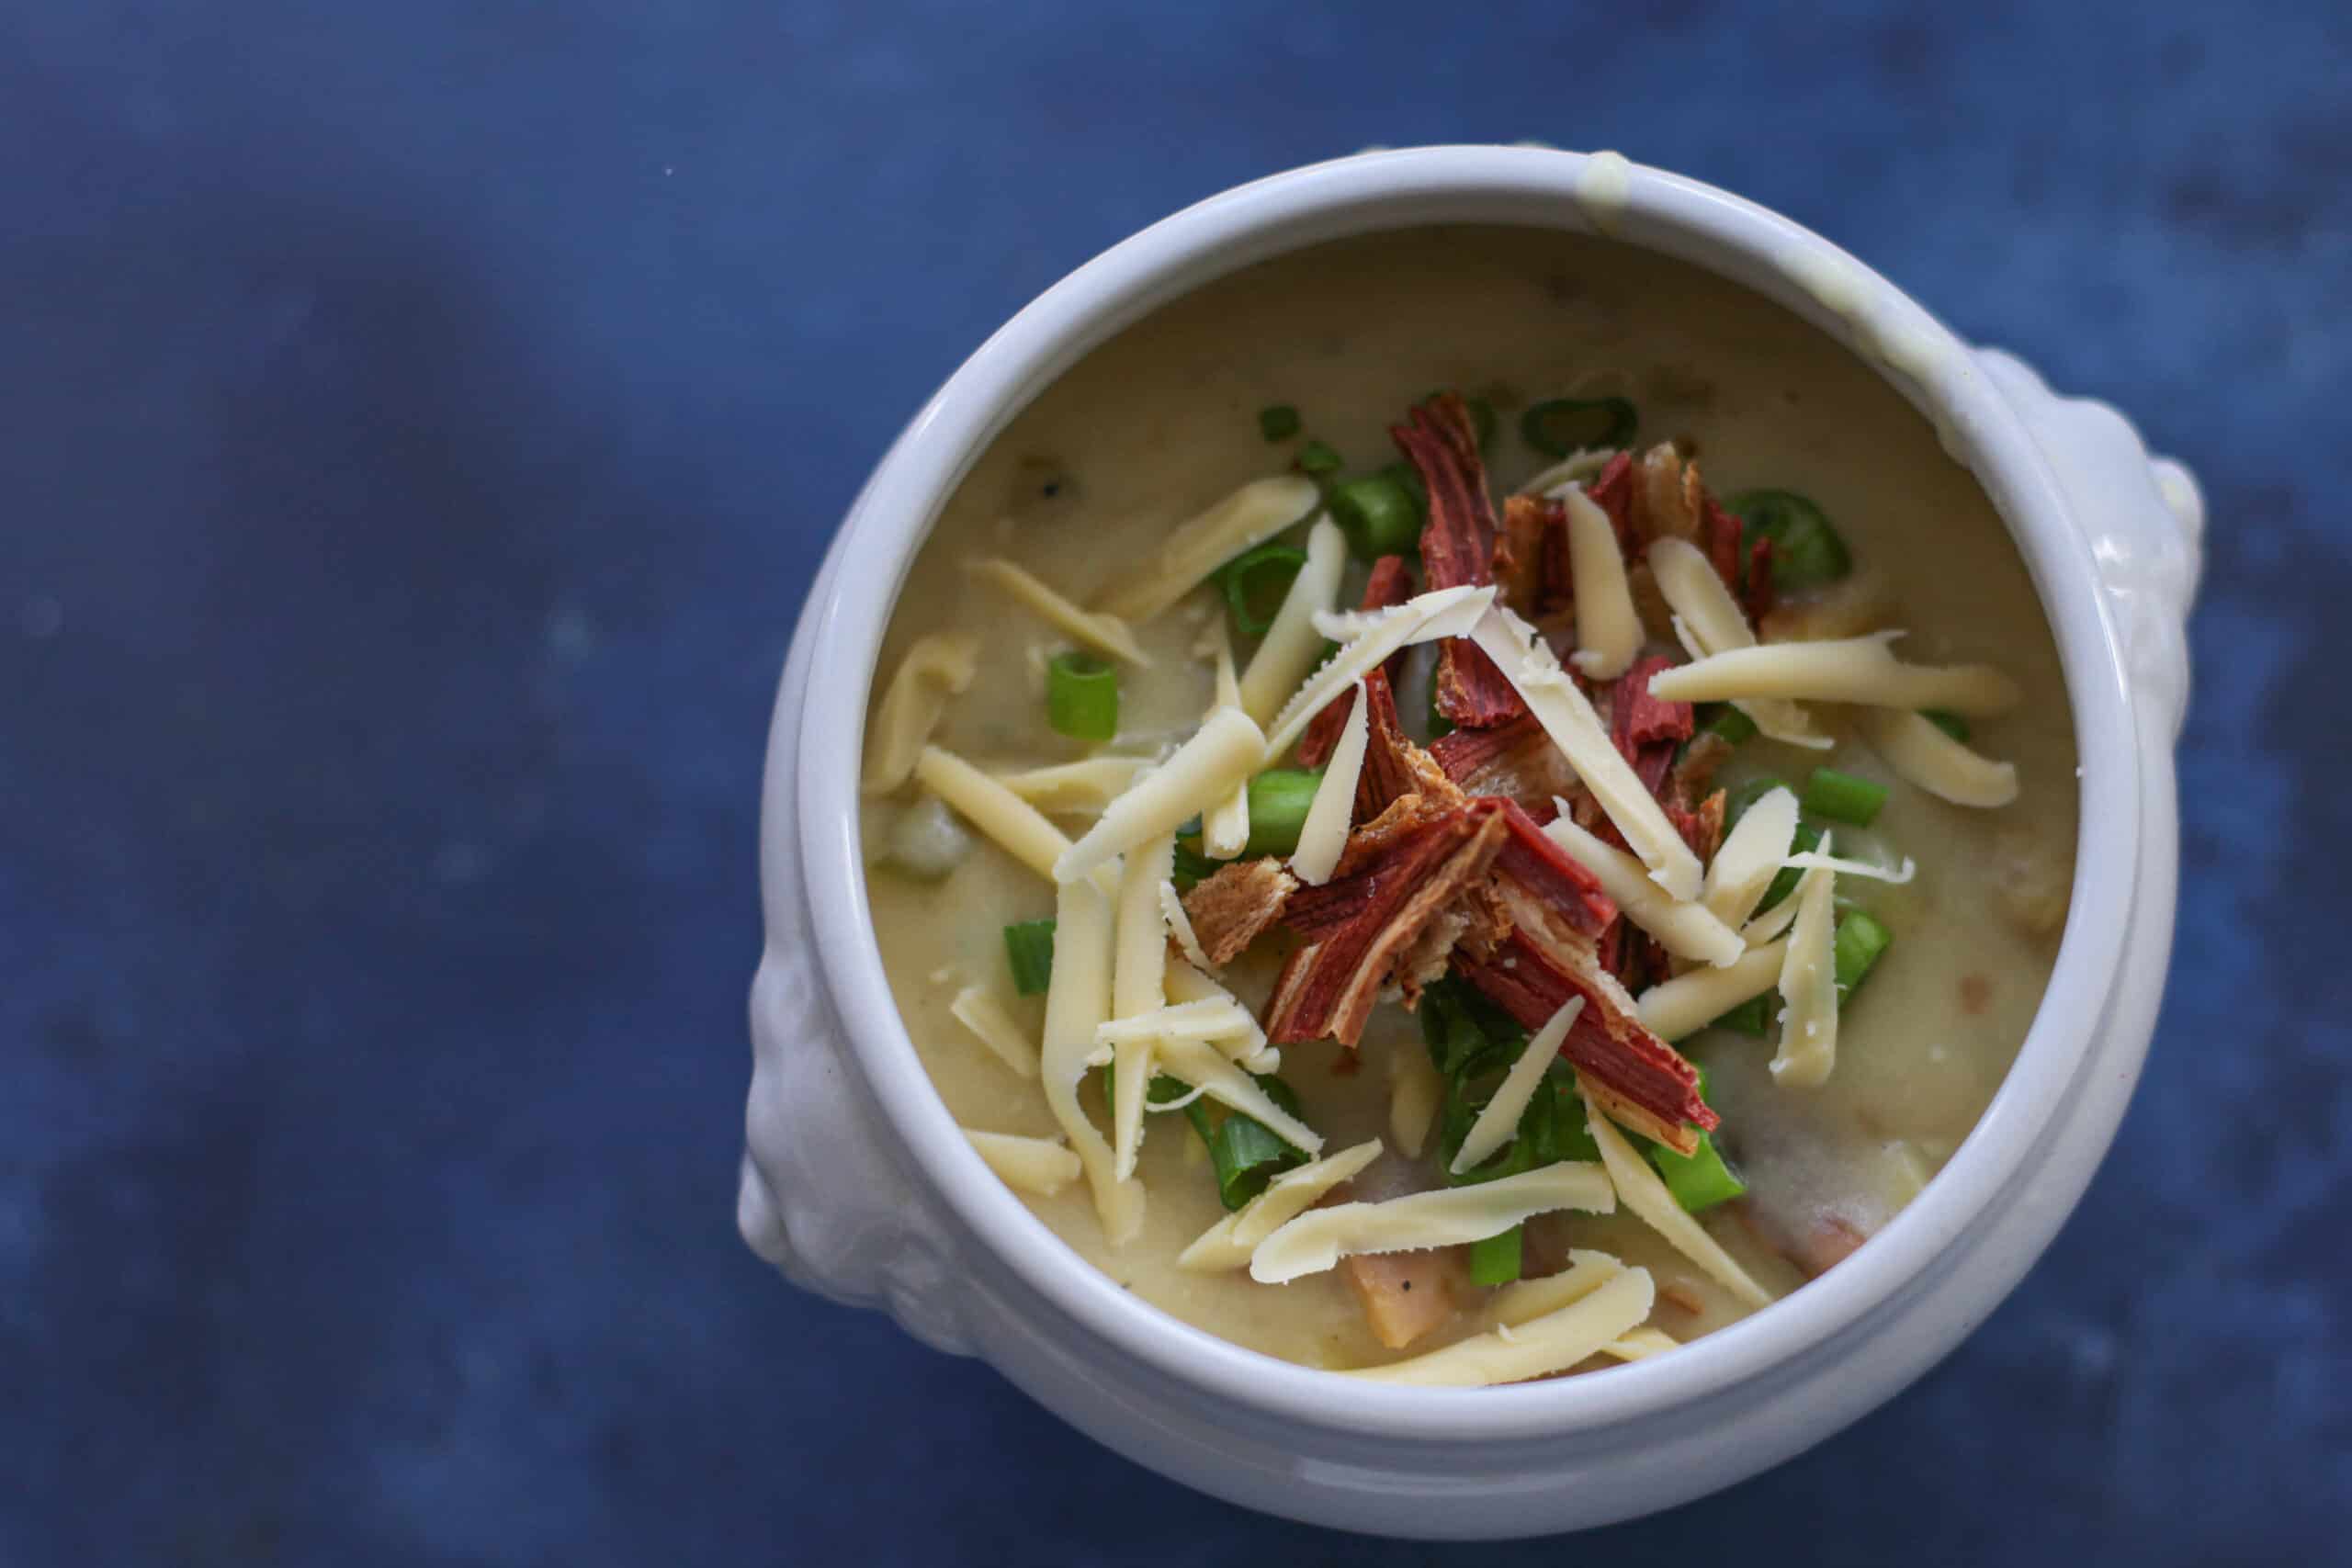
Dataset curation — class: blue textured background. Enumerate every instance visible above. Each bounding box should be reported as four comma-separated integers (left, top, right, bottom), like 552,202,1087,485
5,3,2346,1562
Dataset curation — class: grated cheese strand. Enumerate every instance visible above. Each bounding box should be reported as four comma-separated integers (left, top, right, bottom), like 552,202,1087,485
988,757,1151,813
1487,1247,1624,1326
1238,516,1349,724
948,985,1041,1079
1039,875,1143,1244
1289,676,1368,885
1702,784,1801,931
914,746,1075,884
1265,584,1495,758
1344,1267,1656,1387
1651,537,1829,748
1053,707,1268,884
1636,942,1788,1042
1770,848,1841,1089
1202,620,1252,857
962,1130,1081,1197
862,632,981,795
1645,630,2021,716
1154,1035,1324,1157
967,558,1151,667
1109,835,1175,1180
1545,807,1743,966
1249,1161,1613,1284
1470,607,1703,900
1860,707,2020,808
1094,476,1321,624
1578,1078,1773,1307
1451,997,1585,1175
1177,1139,1384,1272
1564,487,1641,679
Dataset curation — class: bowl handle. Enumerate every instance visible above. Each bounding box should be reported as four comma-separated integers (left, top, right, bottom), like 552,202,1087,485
738,530,975,1357
1973,347,2204,739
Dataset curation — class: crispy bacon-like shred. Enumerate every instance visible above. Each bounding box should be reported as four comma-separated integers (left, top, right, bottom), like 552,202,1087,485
1494,494,1571,615
1179,858,1298,966
1393,395,1525,728
1611,655,1696,751
1745,536,1776,624
1670,787,1728,862
1453,929,1713,1154
1703,495,1747,594
1428,714,1579,808
1355,668,1464,818
1266,803,1509,1046
1487,799,1615,938
1297,556,1415,767
1634,444,1701,545
1673,731,1735,801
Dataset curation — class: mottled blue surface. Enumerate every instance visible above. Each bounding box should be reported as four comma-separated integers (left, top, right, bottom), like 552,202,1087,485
4,2,2346,1562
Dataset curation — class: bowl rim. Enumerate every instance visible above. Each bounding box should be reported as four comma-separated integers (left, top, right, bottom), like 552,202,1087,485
786,145,2142,1442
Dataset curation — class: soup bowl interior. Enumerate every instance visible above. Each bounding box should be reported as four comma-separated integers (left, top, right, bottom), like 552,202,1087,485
784,147,2143,1445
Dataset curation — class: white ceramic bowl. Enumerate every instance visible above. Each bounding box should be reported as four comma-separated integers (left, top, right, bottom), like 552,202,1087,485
740,147,2202,1538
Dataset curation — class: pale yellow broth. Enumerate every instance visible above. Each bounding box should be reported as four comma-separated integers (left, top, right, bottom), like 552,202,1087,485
859,225,2076,1372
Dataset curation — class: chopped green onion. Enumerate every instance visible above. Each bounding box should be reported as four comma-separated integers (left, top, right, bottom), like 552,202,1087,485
1379,458,1428,510
1170,839,1220,889
1802,767,1889,828
1295,439,1343,477
1697,704,1759,748
1648,1133,1747,1212
1329,474,1423,562
1243,769,1322,857
1521,396,1638,457
1206,1074,1311,1210
1725,489,1851,590
1220,545,1307,637
1257,404,1301,442
1046,651,1119,742
1834,909,1894,1002
1756,820,1824,914
1002,919,1056,995
1921,708,1971,742
1709,993,1771,1036
1467,1225,1524,1285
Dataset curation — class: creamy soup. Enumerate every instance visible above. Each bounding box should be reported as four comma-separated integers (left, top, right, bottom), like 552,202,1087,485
855,226,2075,1381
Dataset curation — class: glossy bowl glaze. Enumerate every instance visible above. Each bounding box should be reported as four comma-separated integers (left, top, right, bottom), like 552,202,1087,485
739,147,2201,1538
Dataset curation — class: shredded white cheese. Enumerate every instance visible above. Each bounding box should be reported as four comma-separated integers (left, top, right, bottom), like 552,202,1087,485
1053,707,1267,884
1702,784,1800,930
1177,1138,1384,1272
1249,1161,1613,1284
1601,1326,1681,1362
1153,1035,1324,1157
1520,447,1619,497
967,557,1150,667
988,757,1151,813
1092,997,1260,1047
1544,808,1743,966
914,746,1075,884
1645,629,2021,716
1470,607,1703,900
1202,621,1252,857
1388,1046,1442,1159
1451,997,1584,1175
1266,583,1495,758
1344,1267,1656,1387
1094,475,1321,624
1108,836,1174,1180
1650,538,1829,749
1577,1079,1773,1308
1781,849,1916,884
1488,1247,1624,1325
1563,487,1640,679
962,1129,1081,1197
1159,882,1212,973
1161,960,1272,1066
1238,516,1349,724
1860,708,2020,808
862,632,981,795
1771,851,1841,1089
1635,942,1788,1042
1742,894,1803,947
1039,876,1143,1244
1290,676,1367,886
947,985,1040,1079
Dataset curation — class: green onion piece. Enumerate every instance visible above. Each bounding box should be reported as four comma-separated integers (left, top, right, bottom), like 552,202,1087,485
1170,839,1220,890
1756,820,1824,914
1046,652,1119,742
1710,993,1771,1036
1520,396,1638,457
1002,919,1057,996
1379,458,1428,510
1220,545,1307,637
1552,1080,1602,1162
1243,769,1322,857
1802,767,1889,828
1205,1074,1310,1210
1921,708,1971,742
1834,909,1894,1002
1328,474,1423,562
1295,439,1343,477
1648,1134,1747,1212
1698,704,1759,748
1467,1225,1525,1285
1723,774,1791,827
1257,404,1301,442
1725,489,1852,591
